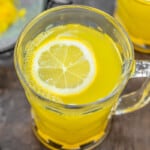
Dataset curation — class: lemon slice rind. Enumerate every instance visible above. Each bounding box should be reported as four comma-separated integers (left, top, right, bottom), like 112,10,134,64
32,40,96,95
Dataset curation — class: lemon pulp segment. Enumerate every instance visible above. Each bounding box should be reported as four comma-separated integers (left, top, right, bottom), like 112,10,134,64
33,39,96,95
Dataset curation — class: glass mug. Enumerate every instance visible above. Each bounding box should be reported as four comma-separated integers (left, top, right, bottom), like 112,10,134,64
114,0,150,53
14,5,150,150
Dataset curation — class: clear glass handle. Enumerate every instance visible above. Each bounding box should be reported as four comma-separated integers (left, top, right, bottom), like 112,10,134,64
115,60,150,115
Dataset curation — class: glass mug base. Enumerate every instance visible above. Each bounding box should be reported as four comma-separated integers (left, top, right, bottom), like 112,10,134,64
32,118,111,150
134,43,150,54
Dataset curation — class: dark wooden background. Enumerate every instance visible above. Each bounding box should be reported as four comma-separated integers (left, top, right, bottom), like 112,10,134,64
0,0,150,150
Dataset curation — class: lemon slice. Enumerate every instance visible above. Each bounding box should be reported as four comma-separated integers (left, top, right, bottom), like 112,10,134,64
32,39,96,95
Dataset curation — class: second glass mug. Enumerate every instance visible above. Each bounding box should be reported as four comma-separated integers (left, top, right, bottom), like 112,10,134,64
114,0,150,53
14,5,150,150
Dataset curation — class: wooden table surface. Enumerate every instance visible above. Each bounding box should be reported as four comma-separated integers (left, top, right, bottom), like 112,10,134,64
0,0,150,150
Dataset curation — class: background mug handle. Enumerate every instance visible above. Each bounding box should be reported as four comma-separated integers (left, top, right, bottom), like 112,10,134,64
115,60,150,115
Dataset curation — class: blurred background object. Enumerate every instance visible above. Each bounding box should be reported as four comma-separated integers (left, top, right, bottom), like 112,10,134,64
0,0,46,62
114,0,150,53
0,0,26,35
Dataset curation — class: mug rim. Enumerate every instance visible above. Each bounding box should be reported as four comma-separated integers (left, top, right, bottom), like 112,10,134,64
14,5,134,109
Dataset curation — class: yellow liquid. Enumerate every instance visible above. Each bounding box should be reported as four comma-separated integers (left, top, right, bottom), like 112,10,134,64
23,24,122,149
115,0,150,53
